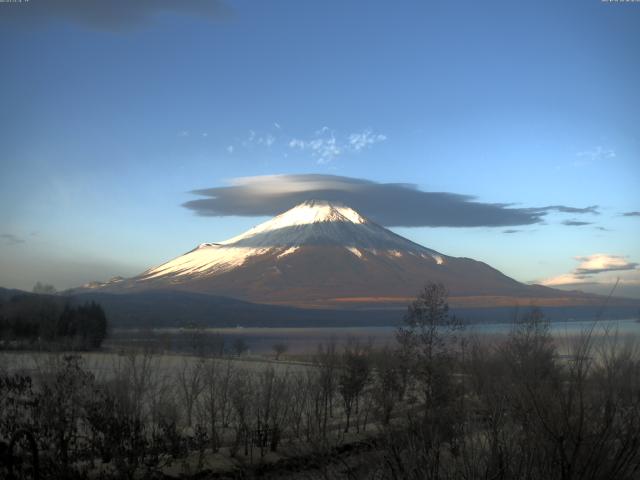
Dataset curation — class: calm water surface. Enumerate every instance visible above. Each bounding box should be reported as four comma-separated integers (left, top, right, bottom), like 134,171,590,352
110,318,640,355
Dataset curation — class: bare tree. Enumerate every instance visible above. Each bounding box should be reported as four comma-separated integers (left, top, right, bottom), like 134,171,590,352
253,367,289,455
198,358,233,453
232,338,249,357
338,338,371,433
272,342,288,360
396,282,462,413
371,346,404,425
229,373,253,457
210,333,225,357
314,341,339,441
287,370,312,439
176,357,205,428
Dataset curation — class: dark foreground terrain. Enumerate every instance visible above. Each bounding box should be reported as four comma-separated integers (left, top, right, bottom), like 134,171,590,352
3,285,640,479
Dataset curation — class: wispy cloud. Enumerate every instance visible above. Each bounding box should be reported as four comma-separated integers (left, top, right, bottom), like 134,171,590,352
573,146,616,167
348,130,387,152
0,233,25,245
503,229,522,234
259,134,276,147
0,0,231,32
540,205,599,215
289,133,341,164
622,211,640,217
288,139,305,149
577,146,616,160
223,126,386,164
289,128,386,164
541,253,639,286
562,220,592,226
183,174,601,228
238,129,277,149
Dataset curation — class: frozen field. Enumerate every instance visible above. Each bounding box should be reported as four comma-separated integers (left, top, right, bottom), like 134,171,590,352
0,350,313,377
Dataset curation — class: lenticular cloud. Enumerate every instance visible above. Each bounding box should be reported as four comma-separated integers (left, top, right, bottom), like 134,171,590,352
182,174,598,228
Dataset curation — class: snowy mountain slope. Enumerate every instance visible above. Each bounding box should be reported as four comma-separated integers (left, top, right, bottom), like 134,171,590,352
138,200,443,282
80,200,575,306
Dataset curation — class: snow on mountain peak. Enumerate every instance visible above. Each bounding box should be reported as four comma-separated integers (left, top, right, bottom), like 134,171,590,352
259,200,368,229
217,200,370,246
139,200,444,281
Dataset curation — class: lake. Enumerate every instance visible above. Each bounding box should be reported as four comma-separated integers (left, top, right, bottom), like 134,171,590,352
107,318,640,355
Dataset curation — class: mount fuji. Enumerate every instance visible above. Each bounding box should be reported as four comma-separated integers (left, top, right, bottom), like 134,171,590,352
79,200,598,308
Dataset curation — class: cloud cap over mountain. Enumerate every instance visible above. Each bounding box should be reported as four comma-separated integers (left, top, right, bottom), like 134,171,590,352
183,174,599,228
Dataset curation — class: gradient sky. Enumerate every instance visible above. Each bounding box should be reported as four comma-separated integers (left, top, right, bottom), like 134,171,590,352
0,0,639,297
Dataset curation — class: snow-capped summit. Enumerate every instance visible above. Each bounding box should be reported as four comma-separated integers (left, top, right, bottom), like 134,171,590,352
239,200,368,229
216,200,436,251
139,200,441,282
82,200,562,306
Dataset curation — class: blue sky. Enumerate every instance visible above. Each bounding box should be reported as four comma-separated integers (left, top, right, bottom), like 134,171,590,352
0,0,639,297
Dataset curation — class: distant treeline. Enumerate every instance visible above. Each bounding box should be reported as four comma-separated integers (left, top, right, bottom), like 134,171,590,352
72,290,640,329
0,293,108,349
